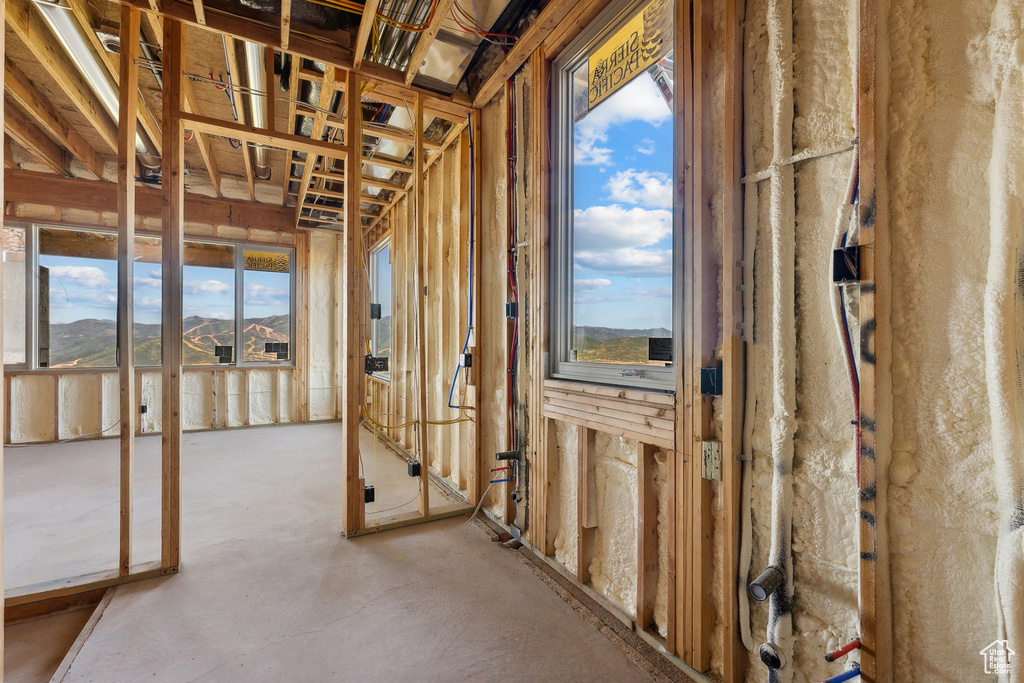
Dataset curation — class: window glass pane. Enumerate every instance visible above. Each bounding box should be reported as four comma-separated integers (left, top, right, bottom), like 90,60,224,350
242,249,292,362
38,227,117,368
371,244,391,375
3,227,27,365
570,0,674,367
183,241,235,365
134,235,162,366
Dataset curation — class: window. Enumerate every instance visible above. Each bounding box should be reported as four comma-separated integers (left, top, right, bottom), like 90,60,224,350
369,241,392,379
183,241,236,365
551,0,676,390
242,248,292,363
1,225,295,370
38,227,118,368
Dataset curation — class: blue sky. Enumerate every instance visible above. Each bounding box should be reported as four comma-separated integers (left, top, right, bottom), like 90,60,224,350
41,248,291,327
572,68,674,330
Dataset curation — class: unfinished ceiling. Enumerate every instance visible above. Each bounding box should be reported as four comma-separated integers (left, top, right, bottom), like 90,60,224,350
2,0,543,231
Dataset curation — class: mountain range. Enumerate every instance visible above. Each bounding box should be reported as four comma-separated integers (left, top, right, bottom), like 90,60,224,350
47,315,291,368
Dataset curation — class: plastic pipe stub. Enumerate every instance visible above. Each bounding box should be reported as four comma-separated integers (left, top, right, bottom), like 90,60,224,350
759,642,785,670
749,564,785,601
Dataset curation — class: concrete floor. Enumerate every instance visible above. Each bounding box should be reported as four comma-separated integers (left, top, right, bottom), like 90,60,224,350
7,423,651,682
5,423,449,590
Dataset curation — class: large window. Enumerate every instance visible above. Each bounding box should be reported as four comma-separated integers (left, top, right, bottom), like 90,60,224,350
1,225,294,369
551,0,676,390
369,241,392,379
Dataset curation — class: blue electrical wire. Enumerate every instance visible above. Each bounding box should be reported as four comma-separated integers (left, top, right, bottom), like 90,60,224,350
839,232,859,390
447,113,476,409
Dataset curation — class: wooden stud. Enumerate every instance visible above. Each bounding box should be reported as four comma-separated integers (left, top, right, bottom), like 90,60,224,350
117,4,141,578
352,0,381,70
341,74,364,534
4,59,103,178
3,101,69,176
413,94,430,516
160,18,185,570
576,426,595,584
857,0,892,679
721,0,746,678
191,0,205,24
403,0,455,85
637,442,659,632
265,47,276,133
279,0,291,50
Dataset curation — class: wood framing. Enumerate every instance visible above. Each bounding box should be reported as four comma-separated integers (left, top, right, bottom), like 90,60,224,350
413,94,430,517
3,101,69,175
402,0,455,85
4,171,297,229
179,112,348,162
576,426,595,584
4,58,103,178
0,0,6,669
160,18,185,570
279,0,291,49
352,0,380,70
6,0,118,152
341,73,364,535
223,37,255,200
637,442,658,633
721,0,745,679
857,0,892,679
471,0,581,108
117,4,140,578
293,67,339,226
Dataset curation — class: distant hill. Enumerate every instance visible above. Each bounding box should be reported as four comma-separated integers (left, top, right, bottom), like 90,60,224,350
572,326,672,365
48,315,292,368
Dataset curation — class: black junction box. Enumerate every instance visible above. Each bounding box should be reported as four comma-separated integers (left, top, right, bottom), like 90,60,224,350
408,460,421,477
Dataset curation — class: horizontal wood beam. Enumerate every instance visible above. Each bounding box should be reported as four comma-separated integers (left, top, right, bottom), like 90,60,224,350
351,0,380,71
361,152,412,173
5,170,296,229
471,0,580,108
112,0,473,117
6,0,119,152
180,112,347,160
4,58,103,178
4,99,69,175
403,0,455,85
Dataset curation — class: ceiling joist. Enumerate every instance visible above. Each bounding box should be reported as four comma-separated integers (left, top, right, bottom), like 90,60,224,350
293,66,340,227
6,0,119,153
181,112,348,160
4,99,71,175
4,58,104,178
222,36,255,200
352,0,381,71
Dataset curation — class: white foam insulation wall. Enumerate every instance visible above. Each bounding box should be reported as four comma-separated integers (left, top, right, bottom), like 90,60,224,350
4,229,342,444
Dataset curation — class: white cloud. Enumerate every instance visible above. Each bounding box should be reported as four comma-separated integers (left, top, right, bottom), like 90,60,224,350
574,76,671,166
136,297,162,310
575,247,672,277
49,265,112,289
245,283,288,306
576,286,672,305
635,138,656,155
184,280,233,296
135,269,162,289
574,278,611,292
573,205,672,251
606,170,673,209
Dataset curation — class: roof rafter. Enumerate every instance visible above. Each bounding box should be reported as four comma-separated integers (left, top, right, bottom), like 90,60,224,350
4,98,70,175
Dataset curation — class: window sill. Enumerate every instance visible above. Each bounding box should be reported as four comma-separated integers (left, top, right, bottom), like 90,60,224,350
541,379,675,450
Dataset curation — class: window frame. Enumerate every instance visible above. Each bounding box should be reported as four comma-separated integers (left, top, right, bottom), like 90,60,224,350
1,222,296,370
368,238,392,382
549,0,680,392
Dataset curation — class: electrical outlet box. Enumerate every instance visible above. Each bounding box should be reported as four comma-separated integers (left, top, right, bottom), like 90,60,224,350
364,485,375,503
140,405,147,415
459,352,472,368
701,441,722,481
701,364,723,396
364,355,389,375
407,460,421,477
505,301,517,318
496,451,520,461
370,303,382,320
833,245,859,283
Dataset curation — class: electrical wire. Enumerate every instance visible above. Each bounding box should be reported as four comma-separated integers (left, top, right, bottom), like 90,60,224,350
447,112,475,410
